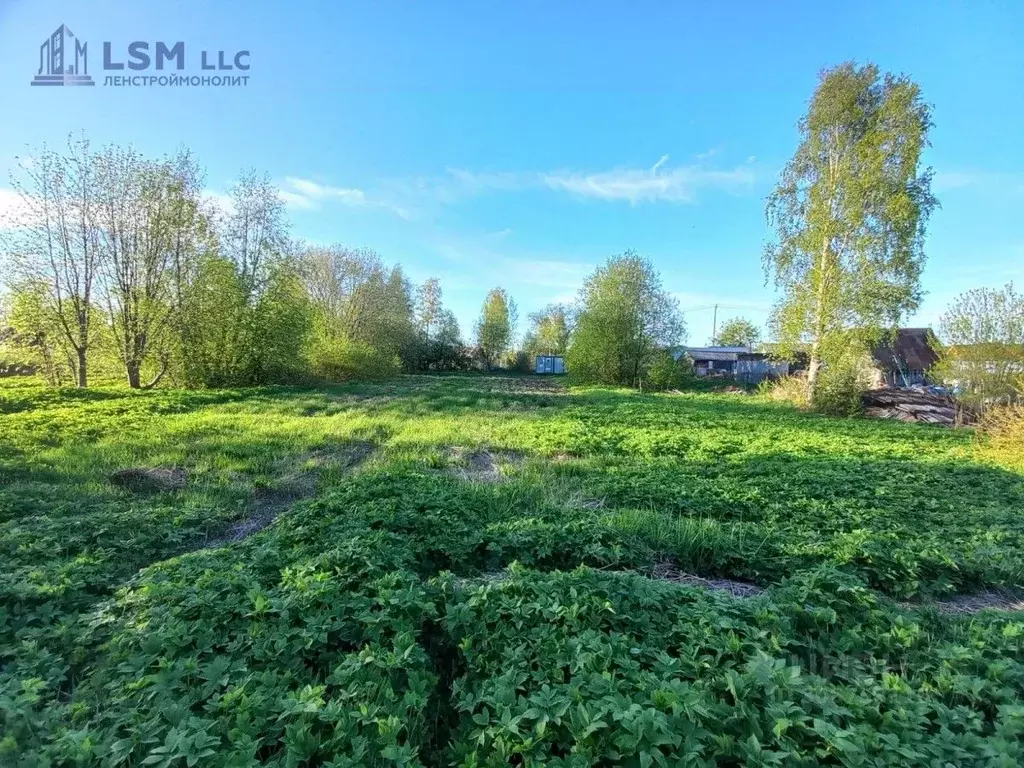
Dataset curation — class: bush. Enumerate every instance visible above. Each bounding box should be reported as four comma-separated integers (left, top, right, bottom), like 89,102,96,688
810,348,878,417
501,350,532,373
759,374,809,408
977,403,1024,472
761,367,866,416
308,337,401,381
644,350,687,391
247,265,312,384
176,258,311,388
811,363,867,417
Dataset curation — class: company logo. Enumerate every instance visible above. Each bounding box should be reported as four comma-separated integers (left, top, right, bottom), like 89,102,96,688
30,24,251,90
32,24,94,86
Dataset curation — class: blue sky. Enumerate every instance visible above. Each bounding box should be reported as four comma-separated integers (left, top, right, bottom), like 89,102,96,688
1,1,1022,345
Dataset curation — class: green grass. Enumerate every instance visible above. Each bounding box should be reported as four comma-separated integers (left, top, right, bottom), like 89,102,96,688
2,374,1024,765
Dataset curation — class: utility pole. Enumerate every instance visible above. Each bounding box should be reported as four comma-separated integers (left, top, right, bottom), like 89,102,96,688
711,304,718,345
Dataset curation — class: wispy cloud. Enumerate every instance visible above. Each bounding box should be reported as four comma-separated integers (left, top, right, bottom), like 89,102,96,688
443,168,525,197
284,177,366,205
278,177,413,219
933,169,1024,194
271,154,759,222
542,156,756,204
441,155,759,206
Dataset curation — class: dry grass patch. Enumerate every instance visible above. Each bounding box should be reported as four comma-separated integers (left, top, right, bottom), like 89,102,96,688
976,403,1024,472
904,590,1024,615
444,446,524,483
649,560,765,598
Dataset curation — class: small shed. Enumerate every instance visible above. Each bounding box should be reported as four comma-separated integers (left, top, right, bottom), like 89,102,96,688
535,355,566,375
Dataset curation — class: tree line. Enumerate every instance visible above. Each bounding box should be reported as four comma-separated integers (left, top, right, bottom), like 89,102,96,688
0,135,689,390
0,138,533,388
2,63,1021,402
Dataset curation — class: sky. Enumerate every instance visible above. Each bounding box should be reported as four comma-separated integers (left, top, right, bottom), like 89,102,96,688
0,0,1022,345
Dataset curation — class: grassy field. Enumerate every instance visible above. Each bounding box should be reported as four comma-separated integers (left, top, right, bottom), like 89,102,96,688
2,374,1024,765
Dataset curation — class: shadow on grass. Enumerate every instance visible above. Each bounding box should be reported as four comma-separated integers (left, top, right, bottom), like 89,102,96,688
0,376,571,421
0,381,260,415
548,445,1024,597
0,431,378,659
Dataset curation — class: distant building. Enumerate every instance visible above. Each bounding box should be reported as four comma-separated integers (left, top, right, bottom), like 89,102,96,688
535,355,566,375
672,328,942,388
673,346,789,384
869,328,940,387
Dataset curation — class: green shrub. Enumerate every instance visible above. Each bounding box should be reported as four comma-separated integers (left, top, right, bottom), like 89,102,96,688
761,355,873,417
308,337,401,381
810,348,880,417
644,350,687,391
175,258,311,388
811,364,866,417
501,350,532,373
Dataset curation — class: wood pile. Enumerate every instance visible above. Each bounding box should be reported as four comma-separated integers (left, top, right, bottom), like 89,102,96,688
862,388,973,427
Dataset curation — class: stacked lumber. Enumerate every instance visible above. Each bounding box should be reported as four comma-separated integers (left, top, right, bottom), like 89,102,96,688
862,388,972,426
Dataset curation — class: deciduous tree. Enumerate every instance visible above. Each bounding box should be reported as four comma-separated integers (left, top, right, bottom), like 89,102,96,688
567,252,685,386
523,303,572,357
475,288,517,369
936,283,1024,405
713,317,761,349
764,62,937,398
434,309,466,370
413,278,465,370
3,281,76,385
94,146,205,388
221,169,286,296
4,136,102,387
415,278,443,342
299,245,416,374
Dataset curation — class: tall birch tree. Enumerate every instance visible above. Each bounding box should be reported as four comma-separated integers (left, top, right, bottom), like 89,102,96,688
764,62,937,397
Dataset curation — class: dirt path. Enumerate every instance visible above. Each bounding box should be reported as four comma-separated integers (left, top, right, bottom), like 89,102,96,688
201,441,375,548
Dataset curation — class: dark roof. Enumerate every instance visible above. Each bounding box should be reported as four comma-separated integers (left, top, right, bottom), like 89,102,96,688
688,350,740,362
677,346,764,363
871,328,939,372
